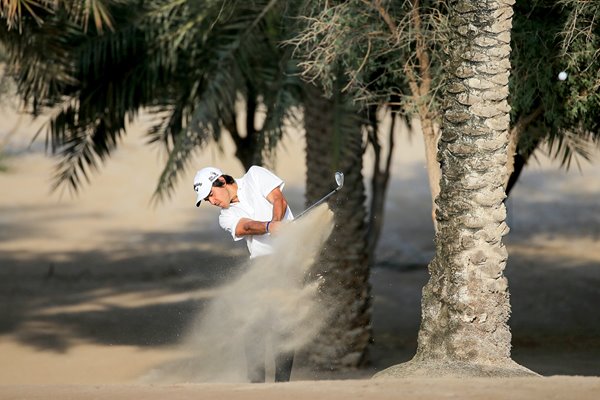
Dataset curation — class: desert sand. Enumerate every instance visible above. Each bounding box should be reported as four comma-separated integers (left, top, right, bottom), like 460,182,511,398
1,104,599,398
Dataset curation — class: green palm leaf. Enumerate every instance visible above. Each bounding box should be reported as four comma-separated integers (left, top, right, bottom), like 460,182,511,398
2,0,305,198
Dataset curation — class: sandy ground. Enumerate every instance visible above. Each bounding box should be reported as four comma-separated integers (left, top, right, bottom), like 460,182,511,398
1,104,600,398
1,377,600,400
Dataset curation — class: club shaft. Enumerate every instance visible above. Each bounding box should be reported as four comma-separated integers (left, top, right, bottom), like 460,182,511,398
295,189,339,220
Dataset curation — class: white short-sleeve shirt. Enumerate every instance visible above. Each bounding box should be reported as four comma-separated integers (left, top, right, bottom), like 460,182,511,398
219,166,294,258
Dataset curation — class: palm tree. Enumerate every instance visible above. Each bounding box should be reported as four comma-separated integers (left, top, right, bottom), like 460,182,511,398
375,0,536,377
303,82,371,369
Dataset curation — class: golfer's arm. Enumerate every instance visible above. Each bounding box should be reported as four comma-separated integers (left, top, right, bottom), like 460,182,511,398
266,187,287,221
233,188,287,236
235,218,269,236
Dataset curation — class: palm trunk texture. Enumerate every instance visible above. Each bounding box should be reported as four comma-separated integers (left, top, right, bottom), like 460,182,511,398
302,85,371,369
375,0,536,377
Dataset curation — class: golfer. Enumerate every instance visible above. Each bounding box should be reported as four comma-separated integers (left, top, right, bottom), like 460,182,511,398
193,165,295,382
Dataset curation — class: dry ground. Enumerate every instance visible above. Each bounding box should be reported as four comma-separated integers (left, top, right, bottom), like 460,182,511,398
1,107,599,398
2,377,600,400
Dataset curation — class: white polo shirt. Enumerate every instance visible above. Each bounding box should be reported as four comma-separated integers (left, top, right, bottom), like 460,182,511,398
219,166,294,258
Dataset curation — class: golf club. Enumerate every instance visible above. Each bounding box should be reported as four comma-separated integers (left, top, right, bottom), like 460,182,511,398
295,172,344,219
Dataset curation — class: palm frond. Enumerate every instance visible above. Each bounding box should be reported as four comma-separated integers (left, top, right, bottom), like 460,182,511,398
151,120,214,205
63,0,117,33
0,13,81,112
1,0,53,31
260,59,304,159
48,101,125,194
151,51,241,202
545,129,597,171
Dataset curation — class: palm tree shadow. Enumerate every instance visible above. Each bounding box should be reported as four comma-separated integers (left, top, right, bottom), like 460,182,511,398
0,229,246,354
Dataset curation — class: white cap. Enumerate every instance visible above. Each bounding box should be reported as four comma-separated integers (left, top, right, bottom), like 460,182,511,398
193,167,223,207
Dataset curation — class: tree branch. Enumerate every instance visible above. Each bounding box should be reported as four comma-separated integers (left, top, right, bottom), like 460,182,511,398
411,0,431,96
510,105,544,141
365,0,398,34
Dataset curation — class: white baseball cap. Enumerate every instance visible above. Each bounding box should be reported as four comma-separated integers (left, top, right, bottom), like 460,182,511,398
193,167,223,207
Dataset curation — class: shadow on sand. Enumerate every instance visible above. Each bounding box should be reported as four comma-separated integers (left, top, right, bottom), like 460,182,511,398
0,228,246,355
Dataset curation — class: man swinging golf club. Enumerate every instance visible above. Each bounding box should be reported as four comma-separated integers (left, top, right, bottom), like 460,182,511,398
193,165,294,382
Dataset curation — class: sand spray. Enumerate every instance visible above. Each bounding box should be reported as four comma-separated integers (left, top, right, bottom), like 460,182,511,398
143,204,335,382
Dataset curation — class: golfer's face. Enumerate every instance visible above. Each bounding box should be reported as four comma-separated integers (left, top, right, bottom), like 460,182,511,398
205,184,230,209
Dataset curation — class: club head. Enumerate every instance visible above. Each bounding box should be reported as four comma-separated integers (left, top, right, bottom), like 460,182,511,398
335,171,344,190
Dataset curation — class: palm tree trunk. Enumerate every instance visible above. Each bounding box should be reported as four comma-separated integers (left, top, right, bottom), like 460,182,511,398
366,108,395,261
505,149,527,196
303,84,371,369
375,0,536,377
226,92,264,171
